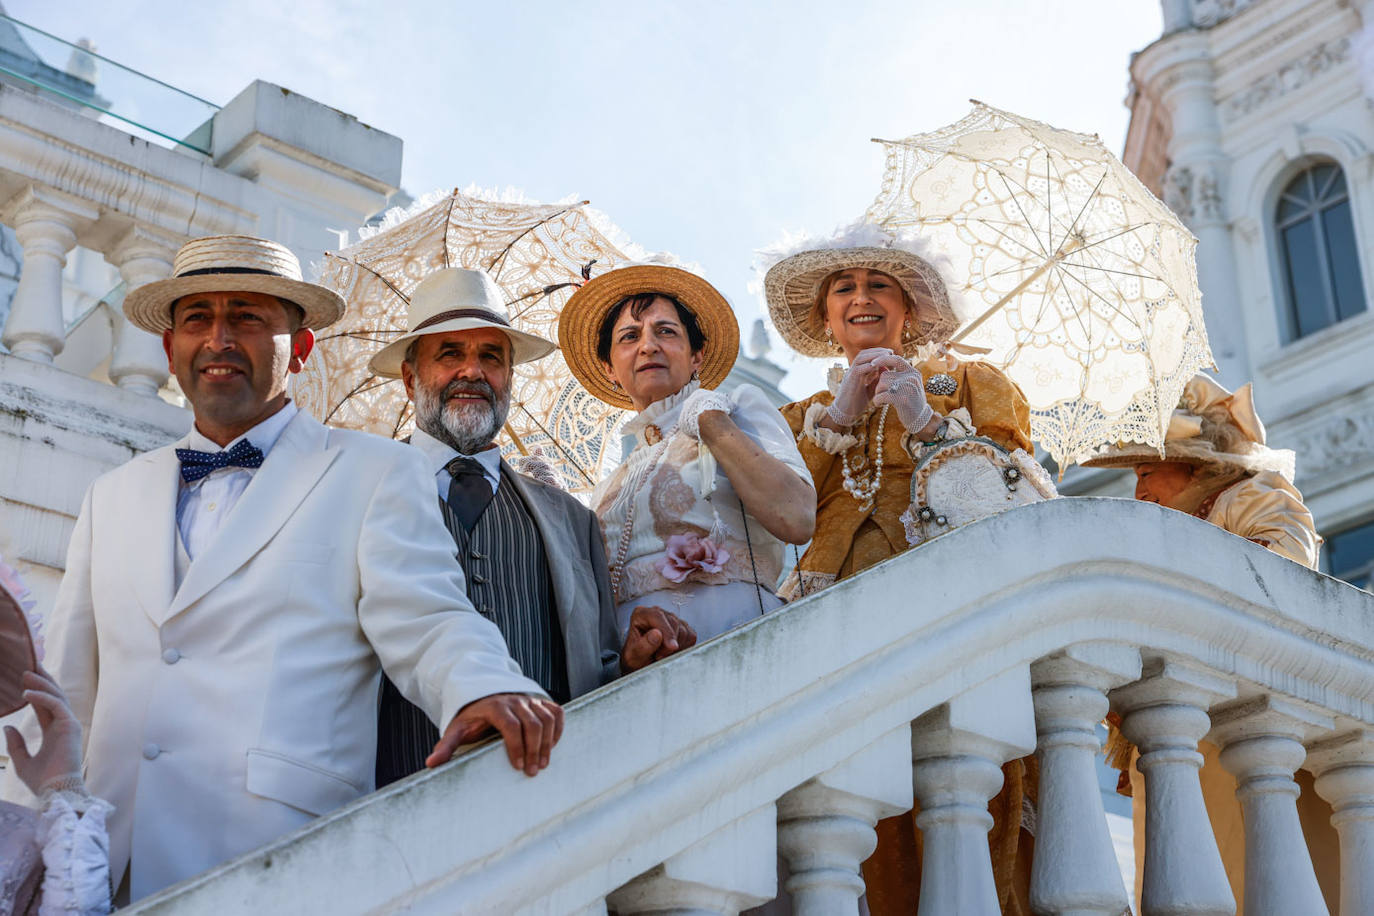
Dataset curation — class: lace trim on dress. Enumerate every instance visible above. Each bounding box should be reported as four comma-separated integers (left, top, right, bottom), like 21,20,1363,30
36,792,113,916
623,381,700,446
801,402,860,454
777,569,838,602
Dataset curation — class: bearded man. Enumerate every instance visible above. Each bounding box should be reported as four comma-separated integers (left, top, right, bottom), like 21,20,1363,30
370,269,696,785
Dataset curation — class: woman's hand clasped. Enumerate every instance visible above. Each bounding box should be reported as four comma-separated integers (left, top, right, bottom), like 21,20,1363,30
826,348,921,429
873,361,937,435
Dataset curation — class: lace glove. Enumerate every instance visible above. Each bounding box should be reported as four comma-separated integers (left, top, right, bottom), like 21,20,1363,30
2,666,84,799
827,348,907,427
873,362,934,433
37,792,112,916
510,448,566,490
678,387,735,441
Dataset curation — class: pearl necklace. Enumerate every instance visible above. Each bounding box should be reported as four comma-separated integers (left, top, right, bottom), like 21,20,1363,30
608,433,673,602
840,404,888,511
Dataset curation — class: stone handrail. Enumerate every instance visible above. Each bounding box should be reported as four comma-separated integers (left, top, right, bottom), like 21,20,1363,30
125,498,1374,915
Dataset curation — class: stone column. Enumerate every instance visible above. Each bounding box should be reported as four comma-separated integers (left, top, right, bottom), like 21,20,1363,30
1210,695,1332,916
1112,658,1237,916
910,666,1037,916
777,726,912,915
0,186,96,363
107,226,179,395
1031,644,1141,916
1152,35,1250,384
608,805,777,914
1306,729,1374,916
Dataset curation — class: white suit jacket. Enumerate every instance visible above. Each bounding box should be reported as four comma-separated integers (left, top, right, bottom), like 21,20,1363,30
1,411,543,900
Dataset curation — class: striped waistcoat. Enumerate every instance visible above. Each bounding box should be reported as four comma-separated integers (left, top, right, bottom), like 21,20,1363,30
375,469,568,786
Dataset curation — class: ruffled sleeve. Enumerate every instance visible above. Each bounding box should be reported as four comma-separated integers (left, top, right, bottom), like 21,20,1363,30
36,791,112,916
780,392,847,488
1207,471,1321,569
728,384,811,481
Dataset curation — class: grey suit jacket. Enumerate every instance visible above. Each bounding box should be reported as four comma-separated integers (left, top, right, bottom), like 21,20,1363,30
500,460,620,694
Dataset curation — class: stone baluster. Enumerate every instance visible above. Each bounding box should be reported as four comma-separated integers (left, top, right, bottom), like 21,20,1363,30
777,726,912,915
1030,644,1141,916
1306,729,1374,916
1210,695,1332,916
910,665,1037,916
1111,658,1237,916
107,226,179,395
0,186,97,363
608,805,776,915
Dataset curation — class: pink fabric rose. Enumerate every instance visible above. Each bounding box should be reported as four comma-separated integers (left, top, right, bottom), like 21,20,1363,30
655,533,730,584
0,554,41,662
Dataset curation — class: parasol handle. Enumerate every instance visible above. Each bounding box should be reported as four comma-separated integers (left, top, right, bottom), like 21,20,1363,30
503,423,530,456
950,236,1084,345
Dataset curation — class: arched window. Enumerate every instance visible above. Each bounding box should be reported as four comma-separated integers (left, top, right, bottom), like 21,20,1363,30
1276,161,1368,341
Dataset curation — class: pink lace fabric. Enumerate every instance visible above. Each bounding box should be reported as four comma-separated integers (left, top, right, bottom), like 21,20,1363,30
0,801,42,915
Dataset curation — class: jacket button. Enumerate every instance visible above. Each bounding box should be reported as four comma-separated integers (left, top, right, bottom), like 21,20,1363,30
162,648,181,664
142,743,161,760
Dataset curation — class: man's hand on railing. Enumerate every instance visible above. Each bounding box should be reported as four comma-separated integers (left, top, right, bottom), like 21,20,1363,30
621,606,697,673
426,693,564,777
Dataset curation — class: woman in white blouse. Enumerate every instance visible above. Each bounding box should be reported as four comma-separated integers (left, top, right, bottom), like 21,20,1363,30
559,264,815,642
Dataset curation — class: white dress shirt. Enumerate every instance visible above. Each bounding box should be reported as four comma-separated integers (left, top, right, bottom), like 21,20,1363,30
409,426,501,498
175,402,298,561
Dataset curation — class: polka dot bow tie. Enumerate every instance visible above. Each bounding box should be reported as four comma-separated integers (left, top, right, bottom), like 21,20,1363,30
175,439,265,483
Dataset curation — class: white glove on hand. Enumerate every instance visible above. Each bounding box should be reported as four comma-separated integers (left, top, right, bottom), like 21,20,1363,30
511,447,566,490
3,665,85,797
873,361,935,433
829,348,910,426
678,387,734,441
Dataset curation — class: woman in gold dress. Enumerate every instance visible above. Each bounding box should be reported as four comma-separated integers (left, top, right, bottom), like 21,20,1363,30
763,222,1037,914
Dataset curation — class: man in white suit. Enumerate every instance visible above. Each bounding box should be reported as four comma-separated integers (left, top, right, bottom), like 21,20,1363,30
0,235,562,902
365,269,696,784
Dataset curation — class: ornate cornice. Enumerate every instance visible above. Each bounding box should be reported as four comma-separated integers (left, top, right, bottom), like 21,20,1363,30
1221,37,1353,122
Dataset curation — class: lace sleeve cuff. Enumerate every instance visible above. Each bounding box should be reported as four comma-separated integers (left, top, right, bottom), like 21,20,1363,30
802,403,860,455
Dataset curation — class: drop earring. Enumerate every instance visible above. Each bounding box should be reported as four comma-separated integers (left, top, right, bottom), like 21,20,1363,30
824,325,834,345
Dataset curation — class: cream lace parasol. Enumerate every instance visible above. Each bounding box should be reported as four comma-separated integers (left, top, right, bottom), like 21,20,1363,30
866,101,1215,470
292,187,643,497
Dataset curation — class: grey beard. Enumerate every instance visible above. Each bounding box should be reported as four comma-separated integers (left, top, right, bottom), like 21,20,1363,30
414,378,510,455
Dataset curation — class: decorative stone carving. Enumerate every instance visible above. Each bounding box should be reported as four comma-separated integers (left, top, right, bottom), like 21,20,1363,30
1190,0,1259,29
1289,407,1374,484
1222,38,1354,122
1164,165,1195,222
1163,163,1225,225
0,186,97,363
1195,164,1224,223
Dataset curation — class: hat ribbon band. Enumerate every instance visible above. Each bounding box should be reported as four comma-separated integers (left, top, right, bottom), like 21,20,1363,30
177,267,290,279
414,308,511,332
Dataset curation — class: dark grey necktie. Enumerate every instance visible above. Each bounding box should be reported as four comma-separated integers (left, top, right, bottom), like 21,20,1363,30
446,457,493,532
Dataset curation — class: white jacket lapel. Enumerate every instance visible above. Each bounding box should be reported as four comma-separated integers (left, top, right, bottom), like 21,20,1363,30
161,413,339,625
123,445,182,627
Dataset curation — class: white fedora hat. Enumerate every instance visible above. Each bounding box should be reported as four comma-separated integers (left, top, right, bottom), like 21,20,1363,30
123,235,346,334
368,268,557,379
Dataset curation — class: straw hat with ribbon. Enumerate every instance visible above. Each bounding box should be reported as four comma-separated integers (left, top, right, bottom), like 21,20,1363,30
558,263,739,410
761,220,960,360
1082,374,1296,480
124,235,346,334
368,268,556,378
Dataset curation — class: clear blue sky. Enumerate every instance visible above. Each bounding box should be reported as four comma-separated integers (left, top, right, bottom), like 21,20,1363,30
10,0,1164,398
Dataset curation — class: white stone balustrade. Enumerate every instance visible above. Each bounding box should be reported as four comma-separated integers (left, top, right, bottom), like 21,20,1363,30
776,727,911,915
1031,644,1140,916
1307,730,1374,916
107,226,180,396
0,186,95,363
1211,695,1333,916
101,499,1374,915
910,666,1036,916
1112,657,1237,916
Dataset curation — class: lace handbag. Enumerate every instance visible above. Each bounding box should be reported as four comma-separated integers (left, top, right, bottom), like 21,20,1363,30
900,411,1058,547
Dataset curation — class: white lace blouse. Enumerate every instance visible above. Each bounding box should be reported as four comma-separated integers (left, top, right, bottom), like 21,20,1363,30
592,382,809,639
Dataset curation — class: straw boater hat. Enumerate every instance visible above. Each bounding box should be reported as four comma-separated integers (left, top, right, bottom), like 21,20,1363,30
1082,374,1296,480
124,235,346,334
557,263,739,410
369,268,556,378
762,220,960,360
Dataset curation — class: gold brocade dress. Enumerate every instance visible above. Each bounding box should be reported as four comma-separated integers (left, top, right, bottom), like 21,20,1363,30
780,356,1036,916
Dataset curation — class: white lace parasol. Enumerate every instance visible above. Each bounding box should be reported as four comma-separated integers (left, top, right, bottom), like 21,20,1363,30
866,101,1215,470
